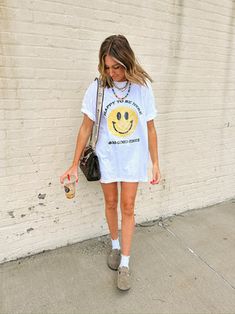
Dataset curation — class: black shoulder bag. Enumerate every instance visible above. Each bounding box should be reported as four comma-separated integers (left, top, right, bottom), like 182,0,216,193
79,78,104,181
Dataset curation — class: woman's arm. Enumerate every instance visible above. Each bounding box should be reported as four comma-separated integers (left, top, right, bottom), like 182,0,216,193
147,119,161,184
60,114,94,184
72,114,94,167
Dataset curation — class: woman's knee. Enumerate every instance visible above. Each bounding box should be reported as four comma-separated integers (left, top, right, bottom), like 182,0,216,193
105,199,118,212
101,182,118,212
121,201,135,217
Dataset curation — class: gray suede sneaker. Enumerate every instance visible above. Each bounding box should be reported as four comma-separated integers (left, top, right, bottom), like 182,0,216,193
117,266,131,291
107,249,121,270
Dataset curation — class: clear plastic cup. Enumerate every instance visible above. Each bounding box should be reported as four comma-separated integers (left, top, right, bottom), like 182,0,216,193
63,175,76,199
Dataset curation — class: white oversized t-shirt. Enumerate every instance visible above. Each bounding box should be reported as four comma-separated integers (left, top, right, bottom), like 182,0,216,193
81,79,157,183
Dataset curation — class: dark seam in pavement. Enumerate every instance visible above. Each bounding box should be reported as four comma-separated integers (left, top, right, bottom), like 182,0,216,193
163,226,235,291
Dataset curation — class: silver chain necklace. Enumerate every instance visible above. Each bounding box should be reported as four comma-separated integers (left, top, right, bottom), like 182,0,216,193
113,80,129,91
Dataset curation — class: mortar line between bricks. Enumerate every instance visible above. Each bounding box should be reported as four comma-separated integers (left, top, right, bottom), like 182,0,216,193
163,225,235,291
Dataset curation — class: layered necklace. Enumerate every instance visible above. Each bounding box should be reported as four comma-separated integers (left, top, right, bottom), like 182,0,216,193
113,80,129,91
112,81,131,100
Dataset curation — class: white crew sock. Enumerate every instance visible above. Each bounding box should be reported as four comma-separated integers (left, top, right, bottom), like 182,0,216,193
111,237,120,250
119,254,130,268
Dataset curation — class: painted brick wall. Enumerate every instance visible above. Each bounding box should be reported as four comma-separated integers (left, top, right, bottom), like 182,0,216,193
1,0,235,263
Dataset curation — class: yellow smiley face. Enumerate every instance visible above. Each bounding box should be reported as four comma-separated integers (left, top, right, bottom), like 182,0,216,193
107,106,138,138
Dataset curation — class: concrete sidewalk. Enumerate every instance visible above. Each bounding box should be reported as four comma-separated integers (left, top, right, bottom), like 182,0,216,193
1,200,235,314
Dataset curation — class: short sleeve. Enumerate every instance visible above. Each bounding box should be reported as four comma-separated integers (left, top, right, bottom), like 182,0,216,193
142,81,158,121
81,80,98,122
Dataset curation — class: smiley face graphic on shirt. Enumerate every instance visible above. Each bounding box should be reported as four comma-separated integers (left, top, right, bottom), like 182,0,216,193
107,106,138,138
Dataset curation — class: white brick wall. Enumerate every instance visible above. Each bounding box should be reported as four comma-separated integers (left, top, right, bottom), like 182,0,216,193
1,0,235,263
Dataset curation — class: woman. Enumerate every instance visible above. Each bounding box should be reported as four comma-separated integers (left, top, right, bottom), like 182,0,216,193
60,34,161,291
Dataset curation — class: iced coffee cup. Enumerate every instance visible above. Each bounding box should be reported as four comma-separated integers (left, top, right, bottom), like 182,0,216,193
63,175,76,199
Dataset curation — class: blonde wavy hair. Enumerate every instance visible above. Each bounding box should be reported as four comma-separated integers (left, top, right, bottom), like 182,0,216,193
98,35,153,88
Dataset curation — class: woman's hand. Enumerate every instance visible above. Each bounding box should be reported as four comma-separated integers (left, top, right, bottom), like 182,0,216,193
150,164,161,185
60,164,79,185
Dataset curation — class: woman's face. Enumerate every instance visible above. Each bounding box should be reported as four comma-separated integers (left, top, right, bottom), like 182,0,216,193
104,55,126,82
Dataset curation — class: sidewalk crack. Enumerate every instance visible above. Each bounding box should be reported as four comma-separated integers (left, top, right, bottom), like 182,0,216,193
163,225,235,291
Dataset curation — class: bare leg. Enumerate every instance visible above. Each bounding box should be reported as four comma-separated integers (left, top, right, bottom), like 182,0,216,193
101,182,118,240
120,182,139,256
